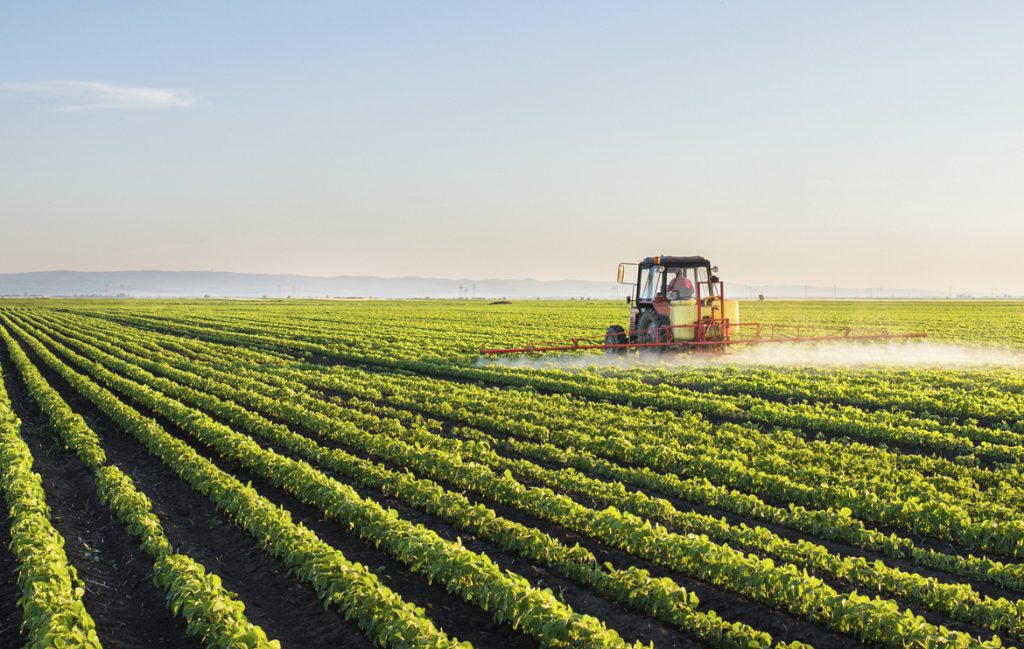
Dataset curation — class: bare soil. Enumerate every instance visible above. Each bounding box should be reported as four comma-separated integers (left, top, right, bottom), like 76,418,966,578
5,330,377,649
0,504,23,646
0,344,201,649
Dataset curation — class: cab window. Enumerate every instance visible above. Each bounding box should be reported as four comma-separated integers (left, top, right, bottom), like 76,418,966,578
638,265,665,301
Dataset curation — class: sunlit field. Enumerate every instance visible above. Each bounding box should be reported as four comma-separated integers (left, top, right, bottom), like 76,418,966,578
2,298,1024,649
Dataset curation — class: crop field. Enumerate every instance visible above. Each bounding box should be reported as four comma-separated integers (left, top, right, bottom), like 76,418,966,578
3,299,1024,649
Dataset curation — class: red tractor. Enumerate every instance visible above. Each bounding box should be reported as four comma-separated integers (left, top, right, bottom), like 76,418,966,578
604,255,736,352
481,256,926,356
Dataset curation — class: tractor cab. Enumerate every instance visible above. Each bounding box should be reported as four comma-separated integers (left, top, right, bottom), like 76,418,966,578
630,256,712,305
609,255,737,349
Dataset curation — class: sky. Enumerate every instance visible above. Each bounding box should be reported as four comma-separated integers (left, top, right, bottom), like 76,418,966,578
2,2,1022,293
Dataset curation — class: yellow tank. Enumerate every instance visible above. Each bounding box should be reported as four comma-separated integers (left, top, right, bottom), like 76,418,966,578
670,298,740,341
724,299,740,334
669,299,698,340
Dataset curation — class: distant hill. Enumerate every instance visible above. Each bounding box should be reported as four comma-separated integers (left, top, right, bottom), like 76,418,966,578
0,270,989,299
0,270,622,299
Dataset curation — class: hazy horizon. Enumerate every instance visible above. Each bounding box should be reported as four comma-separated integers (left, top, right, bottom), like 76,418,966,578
2,268,1015,300
3,2,1022,293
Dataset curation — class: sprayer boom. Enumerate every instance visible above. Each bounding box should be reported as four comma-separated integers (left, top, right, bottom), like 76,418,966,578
481,324,927,355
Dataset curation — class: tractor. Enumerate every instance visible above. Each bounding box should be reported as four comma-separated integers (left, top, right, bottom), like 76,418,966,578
605,255,736,352
481,256,926,356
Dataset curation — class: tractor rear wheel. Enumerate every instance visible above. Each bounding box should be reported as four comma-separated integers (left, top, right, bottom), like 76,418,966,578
604,325,627,354
637,311,669,349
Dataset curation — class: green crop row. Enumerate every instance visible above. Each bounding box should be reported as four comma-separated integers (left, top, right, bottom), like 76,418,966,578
4,315,639,649
19,312,1010,649
35,308,1024,592
38,309,1019,523
65,307,1024,533
0,314,467,649
320,360,1024,558
0,324,281,649
11,299,1024,649
627,366,1024,433
37,308,1024,643
0,335,101,648
27,311,800,649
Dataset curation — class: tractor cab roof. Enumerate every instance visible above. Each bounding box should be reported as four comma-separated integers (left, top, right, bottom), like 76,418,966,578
638,256,711,268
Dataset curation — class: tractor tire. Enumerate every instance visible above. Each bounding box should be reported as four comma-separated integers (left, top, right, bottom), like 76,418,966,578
637,311,669,349
604,325,627,355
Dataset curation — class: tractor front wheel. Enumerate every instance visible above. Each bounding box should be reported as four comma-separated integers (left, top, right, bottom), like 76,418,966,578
604,325,627,355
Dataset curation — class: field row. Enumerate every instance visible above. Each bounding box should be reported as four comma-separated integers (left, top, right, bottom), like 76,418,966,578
3,300,1024,648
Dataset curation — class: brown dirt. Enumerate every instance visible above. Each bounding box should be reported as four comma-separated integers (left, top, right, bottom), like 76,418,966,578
0,504,23,646
5,330,377,649
0,344,201,649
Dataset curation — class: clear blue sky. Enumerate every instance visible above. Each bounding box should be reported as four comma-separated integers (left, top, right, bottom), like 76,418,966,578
2,2,1022,293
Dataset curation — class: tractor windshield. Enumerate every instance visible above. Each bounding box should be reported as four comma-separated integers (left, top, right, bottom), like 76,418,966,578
639,265,665,301
666,266,709,300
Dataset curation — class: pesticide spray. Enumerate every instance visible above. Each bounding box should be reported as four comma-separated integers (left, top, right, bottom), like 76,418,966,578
478,340,1024,371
